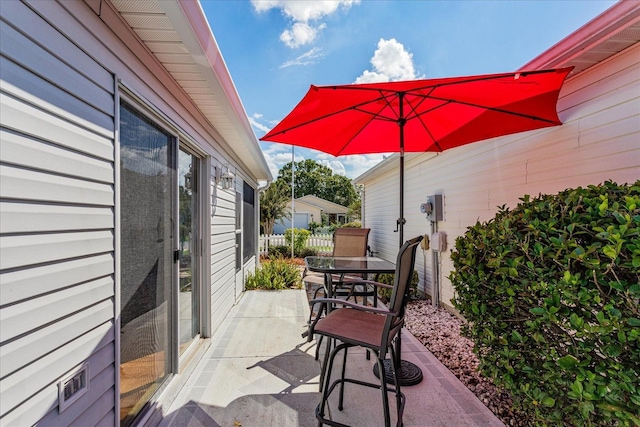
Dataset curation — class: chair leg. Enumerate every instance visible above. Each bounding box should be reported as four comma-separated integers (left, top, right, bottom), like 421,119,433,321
376,357,391,427
315,335,324,361
389,345,404,426
338,346,348,411
318,336,332,392
317,342,347,425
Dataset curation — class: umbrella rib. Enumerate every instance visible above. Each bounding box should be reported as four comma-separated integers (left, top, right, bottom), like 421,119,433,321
265,93,399,138
417,94,560,124
325,69,560,94
333,91,397,155
404,94,444,151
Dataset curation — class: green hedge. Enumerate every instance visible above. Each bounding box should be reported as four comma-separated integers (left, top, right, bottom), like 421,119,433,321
450,180,640,426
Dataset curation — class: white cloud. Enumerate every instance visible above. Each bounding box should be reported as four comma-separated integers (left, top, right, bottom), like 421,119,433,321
316,152,387,179
341,154,388,178
249,114,270,133
280,47,325,68
355,38,419,83
318,159,347,176
252,0,360,48
261,142,304,178
253,0,359,23
281,22,321,48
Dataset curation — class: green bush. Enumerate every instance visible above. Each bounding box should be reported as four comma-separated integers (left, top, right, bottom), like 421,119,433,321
245,255,302,290
285,228,311,254
376,270,420,303
267,244,317,258
268,245,293,258
450,180,640,426
296,247,318,258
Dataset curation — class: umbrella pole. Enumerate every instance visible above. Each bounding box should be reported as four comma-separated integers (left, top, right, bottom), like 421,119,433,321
399,149,404,248
398,93,406,248
375,96,424,386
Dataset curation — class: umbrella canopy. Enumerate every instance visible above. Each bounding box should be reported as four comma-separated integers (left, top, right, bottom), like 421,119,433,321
261,67,572,244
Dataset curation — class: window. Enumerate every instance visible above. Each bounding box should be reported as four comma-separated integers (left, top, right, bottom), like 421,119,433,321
243,182,255,262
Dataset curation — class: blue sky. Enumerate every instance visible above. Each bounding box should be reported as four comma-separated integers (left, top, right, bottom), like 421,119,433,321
202,0,616,180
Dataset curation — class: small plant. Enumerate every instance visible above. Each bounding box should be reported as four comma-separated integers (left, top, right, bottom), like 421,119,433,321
285,228,311,254
341,220,363,228
450,180,640,426
308,221,322,234
245,255,302,290
376,270,420,303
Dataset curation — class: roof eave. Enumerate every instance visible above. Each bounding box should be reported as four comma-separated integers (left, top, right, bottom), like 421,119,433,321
173,1,272,181
520,0,640,73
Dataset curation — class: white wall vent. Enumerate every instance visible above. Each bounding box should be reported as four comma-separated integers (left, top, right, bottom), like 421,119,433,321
58,363,89,413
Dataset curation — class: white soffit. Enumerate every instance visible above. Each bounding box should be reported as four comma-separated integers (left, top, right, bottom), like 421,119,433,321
108,0,272,182
521,1,640,76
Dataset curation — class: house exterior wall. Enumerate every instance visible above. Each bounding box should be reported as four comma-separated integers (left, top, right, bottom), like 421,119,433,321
0,0,262,425
290,200,323,224
359,42,640,310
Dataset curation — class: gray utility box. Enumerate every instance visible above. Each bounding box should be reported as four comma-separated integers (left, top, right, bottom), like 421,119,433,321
420,194,444,222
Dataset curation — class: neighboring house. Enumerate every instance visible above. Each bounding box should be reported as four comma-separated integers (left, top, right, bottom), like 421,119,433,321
355,1,640,310
0,1,271,426
272,195,350,233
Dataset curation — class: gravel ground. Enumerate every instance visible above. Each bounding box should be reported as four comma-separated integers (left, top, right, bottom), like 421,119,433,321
405,299,529,427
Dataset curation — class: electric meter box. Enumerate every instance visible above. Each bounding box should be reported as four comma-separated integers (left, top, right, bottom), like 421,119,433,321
421,194,444,221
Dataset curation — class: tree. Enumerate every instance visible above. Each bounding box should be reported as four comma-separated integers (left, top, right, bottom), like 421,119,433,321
326,174,358,207
278,159,332,199
260,179,290,235
347,198,361,220
278,159,359,207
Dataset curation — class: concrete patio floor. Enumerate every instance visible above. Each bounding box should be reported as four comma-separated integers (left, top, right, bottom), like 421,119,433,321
159,290,505,427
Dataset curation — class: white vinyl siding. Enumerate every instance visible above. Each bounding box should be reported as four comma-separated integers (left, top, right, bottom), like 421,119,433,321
209,163,239,330
360,42,640,309
1,0,265,424
0,0,116,425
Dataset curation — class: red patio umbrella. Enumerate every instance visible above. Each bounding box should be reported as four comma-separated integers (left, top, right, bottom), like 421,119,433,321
261,67,573,387
261,67,572,246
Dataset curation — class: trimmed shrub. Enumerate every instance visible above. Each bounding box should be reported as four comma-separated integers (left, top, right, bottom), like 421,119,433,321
267,244,317,259
245,255,302,290
450,180,640,426
376,270,420,303
268,245,292,258
296,247,318,258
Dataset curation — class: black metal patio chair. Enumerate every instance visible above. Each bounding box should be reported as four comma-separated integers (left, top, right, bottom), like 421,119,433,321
306,235,423,427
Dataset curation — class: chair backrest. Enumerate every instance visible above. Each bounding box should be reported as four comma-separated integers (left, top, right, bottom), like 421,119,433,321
382,235,423,353
332,228,370,257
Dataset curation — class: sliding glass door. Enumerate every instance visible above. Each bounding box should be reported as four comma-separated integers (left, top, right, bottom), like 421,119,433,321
119,102,175,426
118,99,203,425
178,149,200,353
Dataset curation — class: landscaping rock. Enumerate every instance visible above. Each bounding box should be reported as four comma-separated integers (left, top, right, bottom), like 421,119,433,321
405,299,528,427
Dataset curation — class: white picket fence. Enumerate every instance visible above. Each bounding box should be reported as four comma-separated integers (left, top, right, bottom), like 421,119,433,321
259,233,333,256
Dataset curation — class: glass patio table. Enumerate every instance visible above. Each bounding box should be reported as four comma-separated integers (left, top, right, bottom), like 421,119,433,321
304,255,395,301
304,255,424,386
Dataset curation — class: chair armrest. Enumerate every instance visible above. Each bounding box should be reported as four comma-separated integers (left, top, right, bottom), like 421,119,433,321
346,279,393,290
309,297,396,316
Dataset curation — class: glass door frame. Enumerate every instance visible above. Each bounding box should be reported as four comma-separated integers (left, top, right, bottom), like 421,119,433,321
176,144,205,360
116,87,207,426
